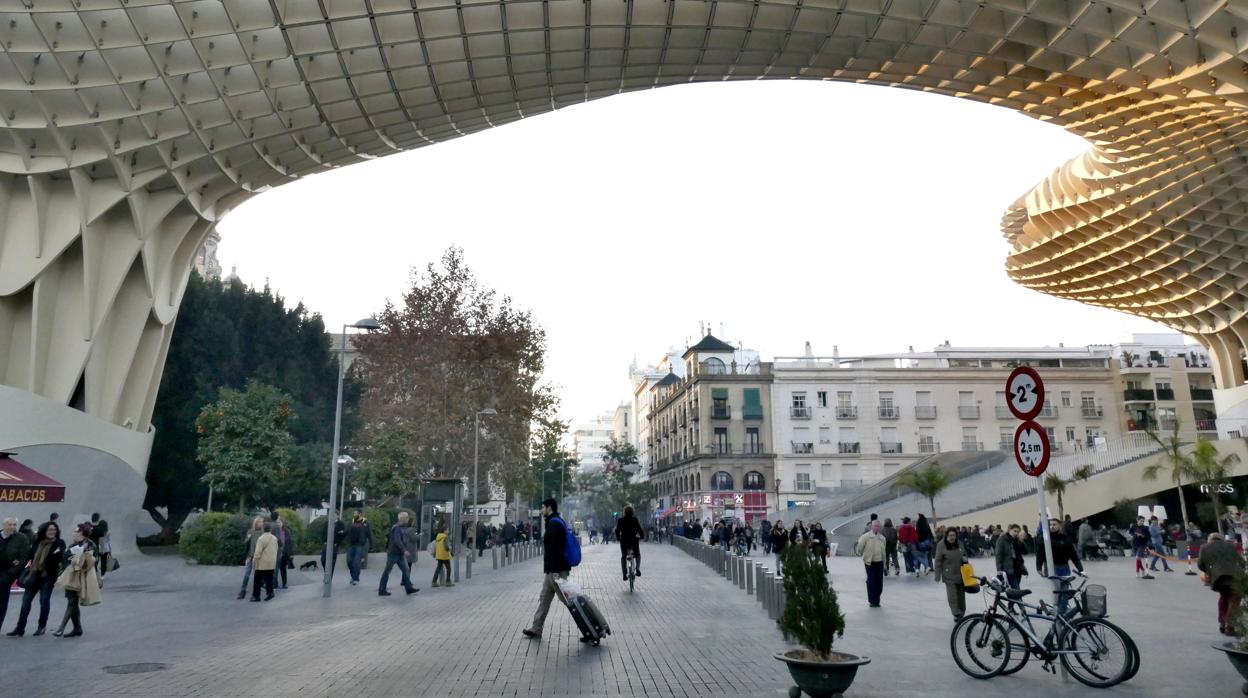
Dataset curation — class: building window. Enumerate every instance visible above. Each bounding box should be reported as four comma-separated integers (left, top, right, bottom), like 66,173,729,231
714,427,729,453
837,391,853,408
820,463,834,481
961,427,980,451
711,471,734,490
817,391,828,408
744,471,765,490
818,426,831,444
1061,391,1072,407
745,427,761,454
704,357,727,375
743,388,763,419
712,388,729,419
796,472,812,492
792,392,807,408
1066,426,1076,442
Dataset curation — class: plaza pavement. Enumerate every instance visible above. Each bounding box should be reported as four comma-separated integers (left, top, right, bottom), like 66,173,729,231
1,539,1240,697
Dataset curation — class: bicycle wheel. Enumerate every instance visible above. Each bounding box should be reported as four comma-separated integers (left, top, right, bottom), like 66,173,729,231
950,614,1011,679
1059,617,1133,688
629,568,635,593
994,614,1032,676
1095,619,1140,683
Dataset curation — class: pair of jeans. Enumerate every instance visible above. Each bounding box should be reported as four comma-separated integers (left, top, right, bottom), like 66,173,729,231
239,561,254,592
864,561,884,606
347,545,366,582
902,544,915,573
379,553,413,592
15,576,55,631
252,569,274,600
620,541,641,578
432,560,451,585
1149,547,1172,571
1005,573,1023,590
0,573,12,629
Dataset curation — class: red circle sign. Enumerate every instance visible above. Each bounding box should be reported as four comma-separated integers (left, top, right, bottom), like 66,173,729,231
1006,366,1045,421
1013,420,1051,477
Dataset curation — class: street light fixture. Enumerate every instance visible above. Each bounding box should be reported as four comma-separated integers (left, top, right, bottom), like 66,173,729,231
472,408,499,529
324,317,380,598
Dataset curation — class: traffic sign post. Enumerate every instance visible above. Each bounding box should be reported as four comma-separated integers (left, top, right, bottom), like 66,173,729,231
1006,368,1059,620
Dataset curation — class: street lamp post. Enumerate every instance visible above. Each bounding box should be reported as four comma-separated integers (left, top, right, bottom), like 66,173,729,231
324,317,380,598
471,408,498,534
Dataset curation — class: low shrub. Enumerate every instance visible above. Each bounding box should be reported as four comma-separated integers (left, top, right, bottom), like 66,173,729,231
179,512,251,566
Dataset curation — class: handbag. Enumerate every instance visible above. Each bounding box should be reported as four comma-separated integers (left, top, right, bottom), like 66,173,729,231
960,561,980,593
107,556,120,572
17,564,38,589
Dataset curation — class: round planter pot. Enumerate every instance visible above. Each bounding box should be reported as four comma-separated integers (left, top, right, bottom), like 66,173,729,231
775,649,870,698
1212,641,1248,696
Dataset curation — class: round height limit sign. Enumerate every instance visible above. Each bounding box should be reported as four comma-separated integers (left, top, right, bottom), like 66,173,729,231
1013,421,1052,477
1005,366,1044,421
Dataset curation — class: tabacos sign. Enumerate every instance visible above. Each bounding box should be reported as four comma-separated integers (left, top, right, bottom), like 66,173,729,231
0,487,52,502
0,455,67,503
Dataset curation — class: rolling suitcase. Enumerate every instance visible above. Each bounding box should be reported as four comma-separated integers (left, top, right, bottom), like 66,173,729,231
557,579,611,645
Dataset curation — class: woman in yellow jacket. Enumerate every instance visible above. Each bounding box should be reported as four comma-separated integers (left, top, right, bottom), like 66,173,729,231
431,529,454,588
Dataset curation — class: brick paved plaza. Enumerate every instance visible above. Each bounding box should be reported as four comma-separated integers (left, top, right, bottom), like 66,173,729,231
2,540,1240,697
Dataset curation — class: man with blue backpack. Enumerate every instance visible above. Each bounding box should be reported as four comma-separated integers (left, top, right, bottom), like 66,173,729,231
523,498,579,639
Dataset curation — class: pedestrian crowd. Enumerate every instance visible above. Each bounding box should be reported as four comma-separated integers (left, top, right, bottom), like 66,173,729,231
1,513,110,639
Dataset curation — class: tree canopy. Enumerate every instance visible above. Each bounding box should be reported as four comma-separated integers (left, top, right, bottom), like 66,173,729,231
196,380,296,513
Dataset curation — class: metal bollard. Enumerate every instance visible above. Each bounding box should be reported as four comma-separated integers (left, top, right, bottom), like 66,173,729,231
766,575,778,619
746,560,754,595
777,576,787,617
759,567,770,609
729,553,737,584
492,546,498,570
466,551,473,579
738,556,747,590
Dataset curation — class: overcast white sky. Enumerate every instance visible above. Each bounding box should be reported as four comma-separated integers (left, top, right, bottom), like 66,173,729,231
216,80,1168,426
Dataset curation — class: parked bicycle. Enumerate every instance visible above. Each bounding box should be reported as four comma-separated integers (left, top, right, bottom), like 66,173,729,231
950,574,1139,688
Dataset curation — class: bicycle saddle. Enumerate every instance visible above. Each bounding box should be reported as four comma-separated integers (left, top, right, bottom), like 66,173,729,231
1005,589,1032,600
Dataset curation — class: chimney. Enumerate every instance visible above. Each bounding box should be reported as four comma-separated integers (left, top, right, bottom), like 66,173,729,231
908,345,914,353
804,341,813,357
719,322,725,337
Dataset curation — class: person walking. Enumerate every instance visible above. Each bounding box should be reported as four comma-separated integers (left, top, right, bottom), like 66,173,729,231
88,513,111,583
915,514,935,576
1077,519,1097,560
345,510,371,586
771,520,789,575
745,523,756,552
502,520,517,561
0,516,32,631
790,520,810,549
855,520,887,608
810,522,830,572
935,528,969,621
897,517,918,574
1148,517,1174,573
760,518,772,555
378,512,419,597
1198,533,1246,636
431,528,454,588
994,524,1028,590
52,523,101,637
523,499,572,640
882,518,899,576
1129,516,1153,579
272,517,291,589
237,517,264,599
251,522,278,602
7,521,64,636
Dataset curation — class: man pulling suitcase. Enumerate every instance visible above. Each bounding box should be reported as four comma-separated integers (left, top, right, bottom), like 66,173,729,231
522,498,572,640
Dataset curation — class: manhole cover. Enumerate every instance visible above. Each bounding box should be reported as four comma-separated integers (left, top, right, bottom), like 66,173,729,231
102,663,170,675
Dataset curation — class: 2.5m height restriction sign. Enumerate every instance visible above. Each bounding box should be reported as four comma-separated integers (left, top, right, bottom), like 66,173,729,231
1013,421,1051,477
1006,366,1045,421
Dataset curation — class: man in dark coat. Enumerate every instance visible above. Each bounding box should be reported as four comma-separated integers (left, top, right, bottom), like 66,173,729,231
1198,533,1246,636
0,516,32,630
614,506,644,579
377,512,419,597
502,520,517,560
523,499,571,640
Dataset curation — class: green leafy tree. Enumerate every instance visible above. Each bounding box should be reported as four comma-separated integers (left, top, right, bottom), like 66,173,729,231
1143,417,1196,533
777,546,845,659
896,462,950,522
1043,464,1095,520
1187,438,1240,534
578,437,648,526
196,380,296,513
529,419,577,506
352,247,555,497
147,272,351,541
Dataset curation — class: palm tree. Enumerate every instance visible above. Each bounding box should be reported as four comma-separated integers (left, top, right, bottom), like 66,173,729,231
1187,438,1240,534
896,462,950,523
1143,417,1195,533
1043,465,1094,520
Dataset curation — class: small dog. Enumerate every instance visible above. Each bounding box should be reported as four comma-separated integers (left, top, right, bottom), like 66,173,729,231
298,560,319,572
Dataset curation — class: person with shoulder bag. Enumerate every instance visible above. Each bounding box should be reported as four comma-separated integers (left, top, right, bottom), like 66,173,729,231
53,523,102,637
934,528,969,621
7,521,65,637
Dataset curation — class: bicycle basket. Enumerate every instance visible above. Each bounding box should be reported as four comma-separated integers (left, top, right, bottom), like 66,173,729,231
1083,584,1107,617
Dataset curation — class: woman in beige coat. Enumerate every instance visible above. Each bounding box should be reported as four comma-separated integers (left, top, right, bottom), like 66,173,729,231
251,522,278,602
53,523,101,637
933,528,969,621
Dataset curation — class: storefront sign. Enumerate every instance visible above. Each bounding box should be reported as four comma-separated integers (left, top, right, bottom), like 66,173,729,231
0,454,65,503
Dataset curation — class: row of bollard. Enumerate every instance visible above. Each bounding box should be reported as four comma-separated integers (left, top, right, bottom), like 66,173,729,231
672,536,787,622
490,540,542,571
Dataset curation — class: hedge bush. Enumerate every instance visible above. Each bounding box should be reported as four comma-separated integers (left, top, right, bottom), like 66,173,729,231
179,512,251,566
303,516,328,555
274,508,304,550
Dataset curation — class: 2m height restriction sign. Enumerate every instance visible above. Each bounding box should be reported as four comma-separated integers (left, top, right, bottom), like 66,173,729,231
1013,420,1051,477
1006,366,1044,421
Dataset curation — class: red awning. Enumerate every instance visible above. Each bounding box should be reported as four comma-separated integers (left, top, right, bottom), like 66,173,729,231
654,507,680,518
0,454,65,503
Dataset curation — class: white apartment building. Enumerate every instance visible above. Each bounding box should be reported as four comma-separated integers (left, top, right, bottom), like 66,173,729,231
770,344,1127,505
573,413,616,473
1101,334,1220,440
630,351,684,484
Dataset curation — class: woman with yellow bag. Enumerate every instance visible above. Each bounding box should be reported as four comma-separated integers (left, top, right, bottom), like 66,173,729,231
934,528,971,622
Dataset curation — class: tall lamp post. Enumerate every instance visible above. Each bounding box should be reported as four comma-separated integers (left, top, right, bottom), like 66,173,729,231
324,317,380,598
472,408,499,531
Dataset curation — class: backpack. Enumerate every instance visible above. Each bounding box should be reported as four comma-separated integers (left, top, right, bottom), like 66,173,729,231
550,516,581,568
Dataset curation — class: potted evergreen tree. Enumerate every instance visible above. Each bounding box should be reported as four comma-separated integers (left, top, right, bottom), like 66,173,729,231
774,546,869,697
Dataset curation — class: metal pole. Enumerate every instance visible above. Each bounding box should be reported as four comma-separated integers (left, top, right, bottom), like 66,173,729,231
746,560,754,595
206,483,213,513
473,410,480,544
1036,479,1057,601
323,326,348,598
338,460,348,519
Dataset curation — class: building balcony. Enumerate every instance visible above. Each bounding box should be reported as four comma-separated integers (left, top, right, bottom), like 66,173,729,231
711,408,731,420
836,406,858,420
1124,389,1156,401
958,406,981,419
1038,404,1057,418
1197,419,1218,432
1191,389,1215,401
994,406,1013,419
880,441,903,454
743,409,764,421
998,440,1013,451
712,442,732,455
791,406,812,419
961,440,984,452
915,406,937,420
744,442,765,455
918,441,940,454
1081,406,1103,418
838,441,861,454
791,442,814,455
1158,418,1177,432
1155,389,1176,401
878,406,900,420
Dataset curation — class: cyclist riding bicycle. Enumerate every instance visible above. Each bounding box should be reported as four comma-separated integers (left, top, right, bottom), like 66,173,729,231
615,505,644,581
